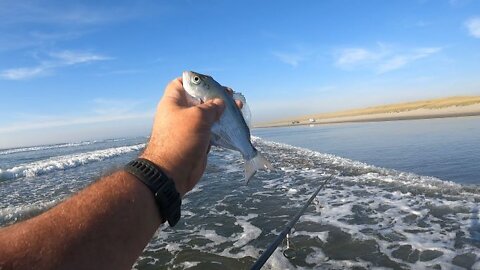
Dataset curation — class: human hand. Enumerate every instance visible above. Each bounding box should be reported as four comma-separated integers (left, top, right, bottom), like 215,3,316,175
140,78,223,197
140,78,242,197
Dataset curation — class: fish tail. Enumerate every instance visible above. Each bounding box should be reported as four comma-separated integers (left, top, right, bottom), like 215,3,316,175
244,152,273,184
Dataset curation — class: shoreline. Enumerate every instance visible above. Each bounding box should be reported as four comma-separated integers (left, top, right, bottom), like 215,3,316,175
255,103,480,128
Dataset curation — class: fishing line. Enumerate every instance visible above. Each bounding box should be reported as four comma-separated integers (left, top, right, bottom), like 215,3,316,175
250,176,333,270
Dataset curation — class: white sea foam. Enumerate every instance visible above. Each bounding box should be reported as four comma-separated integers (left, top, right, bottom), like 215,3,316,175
233,214,262,248
239,138,479,268
287,188,298,194
0,199,60,225
0,141,96,155
197,229,229,246
253,136,470,195
0,143,145,180
304,247,328,265
295,230,329,242
180,261,200,268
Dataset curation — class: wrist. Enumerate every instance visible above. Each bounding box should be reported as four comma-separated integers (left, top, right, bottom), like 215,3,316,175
124,158,181,227
116,171,165,224
140,146,187,197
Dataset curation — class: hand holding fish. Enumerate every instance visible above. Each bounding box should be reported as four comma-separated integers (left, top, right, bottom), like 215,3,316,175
141,78,225,197
0,73,271,270
142,71,271,197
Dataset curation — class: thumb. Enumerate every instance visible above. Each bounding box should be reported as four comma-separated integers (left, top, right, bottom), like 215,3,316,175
161,77,187,108
195,98,225,125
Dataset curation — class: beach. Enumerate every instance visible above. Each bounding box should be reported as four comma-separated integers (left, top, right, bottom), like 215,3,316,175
257,96,480,128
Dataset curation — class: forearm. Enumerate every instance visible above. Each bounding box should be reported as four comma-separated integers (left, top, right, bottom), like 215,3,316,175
0,171,162,270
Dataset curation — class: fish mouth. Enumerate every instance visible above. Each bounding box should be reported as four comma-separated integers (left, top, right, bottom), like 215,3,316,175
182,70,191,84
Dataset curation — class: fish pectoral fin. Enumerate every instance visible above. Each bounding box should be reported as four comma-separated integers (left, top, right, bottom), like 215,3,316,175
244,152,273,184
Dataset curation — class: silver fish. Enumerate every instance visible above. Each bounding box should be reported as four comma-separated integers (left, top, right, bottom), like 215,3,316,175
182,71,273,183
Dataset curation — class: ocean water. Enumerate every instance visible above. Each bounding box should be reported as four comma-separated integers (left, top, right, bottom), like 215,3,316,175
254,116,480,185
1,118,479,269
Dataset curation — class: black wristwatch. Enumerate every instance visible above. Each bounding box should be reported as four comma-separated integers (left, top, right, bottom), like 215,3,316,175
124,158,181,227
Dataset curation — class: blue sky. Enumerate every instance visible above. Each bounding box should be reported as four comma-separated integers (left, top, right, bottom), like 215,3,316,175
1,0,480,148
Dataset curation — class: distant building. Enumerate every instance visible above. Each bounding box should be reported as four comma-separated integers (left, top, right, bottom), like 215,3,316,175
309,118,316,123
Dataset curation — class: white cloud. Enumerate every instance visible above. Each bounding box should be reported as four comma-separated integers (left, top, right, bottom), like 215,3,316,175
335,48,380,68
0,0,141,26
0,30,87,52
0,98,153,134
0,113,153,149
0,66,49,80
0,1,147,53
272,51,306,67
0,50,111,80
0,113,152,134
271,46,314,67
377,56,410,73
334,44,442,74
465,17,480,38
377,47,442,73
50,50,112,64
0,96,154,148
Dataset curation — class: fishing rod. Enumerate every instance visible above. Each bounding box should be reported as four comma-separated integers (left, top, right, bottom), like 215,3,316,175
250,176,333,270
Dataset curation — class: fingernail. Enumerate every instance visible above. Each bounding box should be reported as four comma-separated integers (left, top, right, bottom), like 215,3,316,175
212,98,225,115
212,98,224,106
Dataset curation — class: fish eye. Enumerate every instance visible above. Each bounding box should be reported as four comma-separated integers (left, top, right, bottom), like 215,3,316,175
192,76,201,85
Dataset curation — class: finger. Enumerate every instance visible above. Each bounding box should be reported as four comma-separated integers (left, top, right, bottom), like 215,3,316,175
163,77,183,98
235,99,243,109
224,87,234,95
224,87,243,109
196,98,225,125
161,77,187,107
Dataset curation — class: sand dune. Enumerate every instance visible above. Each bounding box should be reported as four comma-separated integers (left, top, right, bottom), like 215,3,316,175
256,96,480,128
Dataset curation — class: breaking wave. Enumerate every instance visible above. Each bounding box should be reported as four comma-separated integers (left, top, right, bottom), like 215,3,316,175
0,144,145,181
0,141,96,155
0,200,61,225
255,137,474,195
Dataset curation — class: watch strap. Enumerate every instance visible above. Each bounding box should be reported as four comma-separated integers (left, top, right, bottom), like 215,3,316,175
124,158,181,227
